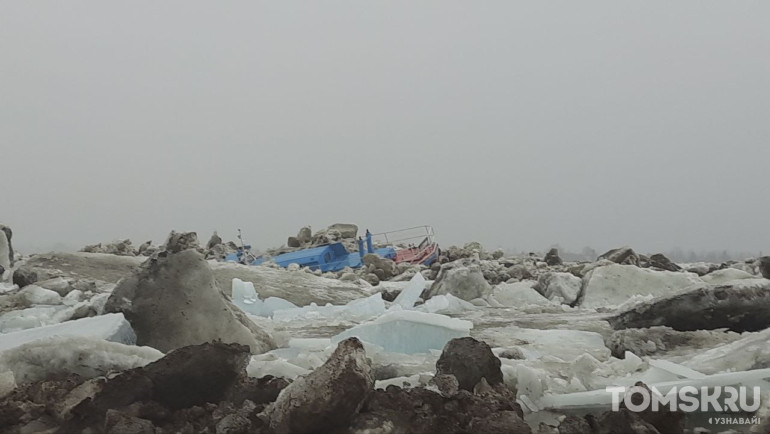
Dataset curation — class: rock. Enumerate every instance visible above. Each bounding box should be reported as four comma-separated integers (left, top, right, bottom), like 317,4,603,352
592,409,660,434
610,279,770,332
0,375,87,430
580,264,703,309
647,253,681,272
435,337,503,391
265,337,374,434
557,415,593,434
104,410,155,434
425,260,492,301
430,374,460,397
363,254,397,280
363,273,380,286
469,411,531,434
104,233,274,354
215,413,252,434
12,268,44,288
492,249,504,260
760,256,770,279
296,226,312,244
614,382,685,434
328,223,358,239
351,384,528,434
536,272,582,305
544,248,562,266
206,232,223,250
286,236,300,248
598,246,640,266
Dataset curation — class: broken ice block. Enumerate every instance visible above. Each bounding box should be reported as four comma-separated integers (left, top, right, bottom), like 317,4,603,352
231,278,298,316
419,293,477,314
0,313,136,352
331,310,472,354
392,272,426,309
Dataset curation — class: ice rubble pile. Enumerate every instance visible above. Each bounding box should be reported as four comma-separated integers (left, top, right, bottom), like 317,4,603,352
2,227,770,433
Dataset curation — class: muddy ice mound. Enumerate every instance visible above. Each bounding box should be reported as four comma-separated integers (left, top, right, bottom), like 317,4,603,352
13,251,143,288
265,337,374,434
212,262,371,307
0,224,12,280
104,231,275,354
609,278,770,332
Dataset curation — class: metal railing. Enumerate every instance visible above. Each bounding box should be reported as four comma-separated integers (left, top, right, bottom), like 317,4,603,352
368,225,438,263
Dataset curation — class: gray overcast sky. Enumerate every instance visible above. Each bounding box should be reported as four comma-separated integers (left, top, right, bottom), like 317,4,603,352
1,1,768,255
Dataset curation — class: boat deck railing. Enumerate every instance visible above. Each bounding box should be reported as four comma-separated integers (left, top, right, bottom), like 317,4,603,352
367,226,438,264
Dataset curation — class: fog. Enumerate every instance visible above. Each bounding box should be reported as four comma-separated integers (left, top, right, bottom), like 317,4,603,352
1,1,768,255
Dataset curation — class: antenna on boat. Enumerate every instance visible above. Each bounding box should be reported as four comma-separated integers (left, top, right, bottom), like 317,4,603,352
237,228,246,250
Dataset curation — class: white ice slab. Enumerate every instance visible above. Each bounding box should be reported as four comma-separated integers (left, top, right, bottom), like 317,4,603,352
683,327,770,375
0,335,163,384
231,278,300,317
491,281,552,307
499,327,610,362
0,305,78,333
0,313,136,352
246,358,310,380
540,367,770,411
418,293,477,314
17,285,62,305
331,310,472,354
581,264,704,309
0,283,17,294
392,272,426,309
272,293,385,321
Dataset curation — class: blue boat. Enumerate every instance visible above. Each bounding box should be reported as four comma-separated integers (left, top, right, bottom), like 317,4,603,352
226,225,439,272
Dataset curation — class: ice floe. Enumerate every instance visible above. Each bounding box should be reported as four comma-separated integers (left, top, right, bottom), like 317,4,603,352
331,310,472,354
